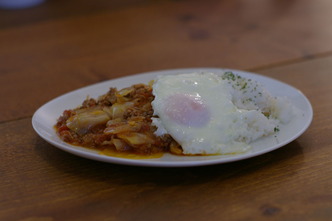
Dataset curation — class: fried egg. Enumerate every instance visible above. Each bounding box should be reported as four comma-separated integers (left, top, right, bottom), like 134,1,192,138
151,72,293,155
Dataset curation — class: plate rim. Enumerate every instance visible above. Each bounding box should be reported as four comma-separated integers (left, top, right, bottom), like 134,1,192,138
32,67,313,167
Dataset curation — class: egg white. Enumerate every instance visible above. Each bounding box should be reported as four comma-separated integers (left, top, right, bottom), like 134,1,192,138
151,72,291,155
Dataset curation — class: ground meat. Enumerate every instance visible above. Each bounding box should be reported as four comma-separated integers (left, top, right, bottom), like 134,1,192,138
55,83,180,155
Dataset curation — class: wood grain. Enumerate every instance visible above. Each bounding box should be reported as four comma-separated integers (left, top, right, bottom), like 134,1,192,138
0,0,331,220
0,115,331,221
1,55,331,221
2,0,332,122
0,0,148,29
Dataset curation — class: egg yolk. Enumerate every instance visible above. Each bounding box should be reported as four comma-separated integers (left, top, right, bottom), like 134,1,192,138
164,94,210,127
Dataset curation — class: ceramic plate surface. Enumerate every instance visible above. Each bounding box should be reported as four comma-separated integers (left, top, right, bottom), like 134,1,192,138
32,68,313,167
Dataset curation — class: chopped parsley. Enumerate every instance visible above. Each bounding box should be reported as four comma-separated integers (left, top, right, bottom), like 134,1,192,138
222,72,237,81
241,82,247,90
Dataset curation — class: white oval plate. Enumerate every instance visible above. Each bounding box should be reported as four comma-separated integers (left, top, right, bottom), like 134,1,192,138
32,68,313,167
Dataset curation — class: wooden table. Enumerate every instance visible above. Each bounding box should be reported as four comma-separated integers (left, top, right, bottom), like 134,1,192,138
1,0,331,220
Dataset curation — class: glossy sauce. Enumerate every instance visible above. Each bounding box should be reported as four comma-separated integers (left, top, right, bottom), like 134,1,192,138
100,148,164,159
